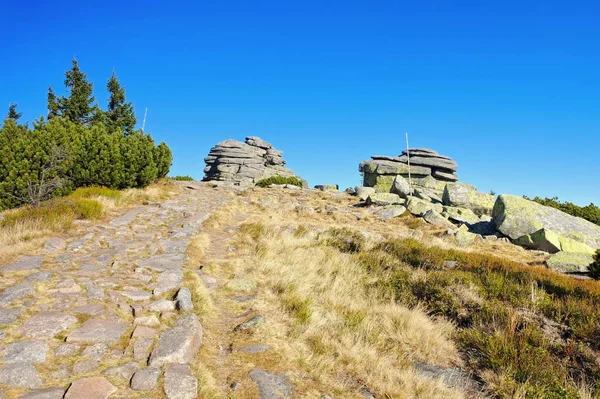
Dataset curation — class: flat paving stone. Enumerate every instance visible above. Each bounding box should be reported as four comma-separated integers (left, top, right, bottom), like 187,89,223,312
134,315,160,327
74,303,105,316
19,387,66,399
132,326,157,338
81,343,109,360
0,362,43,389
64,377,116,399
0,307,22,325
55,344,80,358
20,311,78,339
102,361,139,381
121,291,152,301
66,318,128,344
73,359,100,374
0,283,35,307
148,299,175,312
249,368,292,399
2,256,43,271
3,340,49,363
152,270,183,296
136,253,187,272
44,238,66,254
131,368,160,391
236,344,272,354
164,364,198,399
133,338,154,361
24,272,53,282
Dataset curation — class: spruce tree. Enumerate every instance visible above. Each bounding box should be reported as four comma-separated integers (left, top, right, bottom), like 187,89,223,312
47,87,60,119
6,103,22,122
58,59,96,125
106,72,137,135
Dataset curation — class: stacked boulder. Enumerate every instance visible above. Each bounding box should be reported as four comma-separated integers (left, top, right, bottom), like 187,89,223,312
359,148,459,201
203,137,301,186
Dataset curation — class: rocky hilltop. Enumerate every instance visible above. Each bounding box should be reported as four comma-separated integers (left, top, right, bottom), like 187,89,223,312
357,148,599,276
203,136,301,186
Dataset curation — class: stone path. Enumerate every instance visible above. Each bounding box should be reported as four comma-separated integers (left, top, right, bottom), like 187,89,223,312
0,183,231,398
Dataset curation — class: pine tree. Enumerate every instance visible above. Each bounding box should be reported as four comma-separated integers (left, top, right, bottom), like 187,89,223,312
58,58,96,125
47,86,60,119
6,103,22,122
106,72,137,135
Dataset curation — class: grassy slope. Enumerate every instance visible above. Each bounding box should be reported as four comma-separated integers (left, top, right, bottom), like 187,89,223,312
186,187,600,399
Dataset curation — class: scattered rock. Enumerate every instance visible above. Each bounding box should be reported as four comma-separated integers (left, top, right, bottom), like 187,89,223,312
175,287,193,311
134,315,161,327
64,377,116,399
164,364,198,399
0,362,42,389
406,197,443,216
456,229,477,247
73,359,100,374
131,368,161,391
355,186,376,201
423,209,455,228
315,184,338,191
249,368,292,399
546,252,594,274
443,206,480,225
21,311,77,339
443,182,495,216
365,193,403,206
148,299,176,312
66,318,128,344
234,315,265,332
149,313,203,367
377,205,406,221
132,325,156,338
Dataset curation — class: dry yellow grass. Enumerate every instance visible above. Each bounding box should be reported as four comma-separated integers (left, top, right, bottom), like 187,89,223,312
0,180,175,265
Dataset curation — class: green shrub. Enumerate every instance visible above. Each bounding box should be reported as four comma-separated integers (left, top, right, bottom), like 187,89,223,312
70,186,121,199
255,175,303,188
588,250,600,280
171,175,195,181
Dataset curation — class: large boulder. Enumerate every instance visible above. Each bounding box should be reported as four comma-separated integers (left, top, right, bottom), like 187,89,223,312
492,195,600,250
390,175,413,198
514,228,596,254
546,252,594,274
406,197,443,216
366,193,404,206
203,137,302,186
442,183,495,216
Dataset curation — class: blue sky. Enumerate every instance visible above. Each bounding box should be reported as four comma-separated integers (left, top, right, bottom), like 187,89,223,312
1,1,599,204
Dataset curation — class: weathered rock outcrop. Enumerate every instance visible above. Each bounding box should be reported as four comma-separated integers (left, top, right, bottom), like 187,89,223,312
492,195,600,250
443,182,495,216
359,148,458,194
203,137,301,186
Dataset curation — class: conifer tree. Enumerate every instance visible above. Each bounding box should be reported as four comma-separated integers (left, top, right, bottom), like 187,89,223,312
58,59,96,125
47,87,60,119
6,103,22,122
105,72,137,135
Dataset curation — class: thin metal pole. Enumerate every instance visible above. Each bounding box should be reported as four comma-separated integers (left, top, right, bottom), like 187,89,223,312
141,108,148,133
406,132,412,197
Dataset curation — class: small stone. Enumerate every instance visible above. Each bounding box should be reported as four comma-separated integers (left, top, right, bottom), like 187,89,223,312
249,368,292,399
55,344,80,358
21,311,78,339
149,313,203,367
0,283,35,306
0,363,42,389
3,256,43,271
44,238,66,253
133,338,154,361
81,343,109,360
175,287,193,311
73,359,99,374
148,299,175,312
231,295,255,302
121,291,152,301
234,315,265,332
3,340,48,363
153,270,184,296
164,364,198,399
18,387,66,399
131,368,161,391
132,326,157,338
103,361,139,380
24,272,53,282
86,283,105,300
226,279,258,292
0,308,22,325
230,381,241,391
66,318,128,344
64,377,116,399
134,315,161,327
131,304,144,317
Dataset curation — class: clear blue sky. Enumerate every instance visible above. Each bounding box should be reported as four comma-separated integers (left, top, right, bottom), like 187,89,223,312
2,1,599,205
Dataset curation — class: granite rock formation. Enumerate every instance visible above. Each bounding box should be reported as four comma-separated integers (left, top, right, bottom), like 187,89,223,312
203,137,301,186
